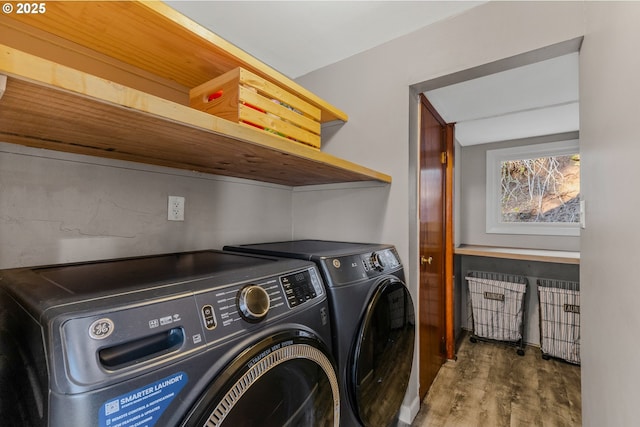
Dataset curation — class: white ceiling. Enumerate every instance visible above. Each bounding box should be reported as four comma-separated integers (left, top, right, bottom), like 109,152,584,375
425,52,580,146
165,1,579,146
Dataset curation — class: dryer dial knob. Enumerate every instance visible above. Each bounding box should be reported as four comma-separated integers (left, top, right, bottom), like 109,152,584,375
370,252,385,271
238,285,270,322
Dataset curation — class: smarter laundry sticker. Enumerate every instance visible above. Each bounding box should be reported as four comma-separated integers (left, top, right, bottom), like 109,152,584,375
99,372,188,427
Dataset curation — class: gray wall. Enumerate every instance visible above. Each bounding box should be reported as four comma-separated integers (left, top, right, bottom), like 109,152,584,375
296,1,586,421
458,132,581,251
580,3,640,425
0,142,293,269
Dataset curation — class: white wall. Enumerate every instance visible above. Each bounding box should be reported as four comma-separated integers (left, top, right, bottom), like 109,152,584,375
0,143,293,269
580,3,640,425
295,1,586,422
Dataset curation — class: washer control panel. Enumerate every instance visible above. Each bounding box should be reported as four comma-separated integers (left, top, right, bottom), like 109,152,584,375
280,268,324,308
195,266,324,342
53,264,325,392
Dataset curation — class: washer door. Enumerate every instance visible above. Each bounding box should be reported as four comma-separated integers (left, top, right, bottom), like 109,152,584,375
181,331,339,427
351,278,415,427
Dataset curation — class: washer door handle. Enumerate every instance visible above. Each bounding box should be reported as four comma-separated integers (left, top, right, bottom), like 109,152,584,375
99,327,184,369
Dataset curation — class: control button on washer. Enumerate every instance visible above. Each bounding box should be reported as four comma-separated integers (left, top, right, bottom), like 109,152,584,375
202,305,216,330
238,285,270,322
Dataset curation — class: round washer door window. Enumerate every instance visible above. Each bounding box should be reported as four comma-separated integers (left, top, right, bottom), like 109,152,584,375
351,278,415,427
181,331,339,427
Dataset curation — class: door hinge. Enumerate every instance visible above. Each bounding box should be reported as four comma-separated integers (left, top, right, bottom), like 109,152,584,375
440,151,447,165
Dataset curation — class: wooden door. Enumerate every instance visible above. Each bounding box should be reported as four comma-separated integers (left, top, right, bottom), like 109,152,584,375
418,94,453,399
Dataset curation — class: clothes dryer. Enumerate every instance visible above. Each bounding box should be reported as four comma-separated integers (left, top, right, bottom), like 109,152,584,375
224,240,415,427
0,250,339,426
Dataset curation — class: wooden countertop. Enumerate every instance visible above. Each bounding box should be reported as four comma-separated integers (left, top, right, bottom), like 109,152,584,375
454,245,580,265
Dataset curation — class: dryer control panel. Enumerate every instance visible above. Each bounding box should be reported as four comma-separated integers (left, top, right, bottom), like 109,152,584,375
322,248,402,285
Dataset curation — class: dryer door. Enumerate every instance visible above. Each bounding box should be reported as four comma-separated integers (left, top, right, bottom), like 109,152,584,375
181,330,339,427
351,278,415,427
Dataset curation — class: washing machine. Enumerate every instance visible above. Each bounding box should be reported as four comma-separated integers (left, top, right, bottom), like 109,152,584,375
224,240,415,427
0,250,340,427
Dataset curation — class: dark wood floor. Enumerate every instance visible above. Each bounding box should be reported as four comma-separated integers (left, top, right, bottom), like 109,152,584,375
412,335,581,427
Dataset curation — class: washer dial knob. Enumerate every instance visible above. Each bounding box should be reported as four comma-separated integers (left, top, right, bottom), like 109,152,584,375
370,252,385,271
238,285,270,322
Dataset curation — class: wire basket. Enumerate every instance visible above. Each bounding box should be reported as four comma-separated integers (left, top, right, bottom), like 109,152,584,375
466,271,528,355
538,279,580,364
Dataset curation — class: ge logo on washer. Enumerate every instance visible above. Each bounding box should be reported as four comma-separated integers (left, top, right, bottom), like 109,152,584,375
89,318,115,339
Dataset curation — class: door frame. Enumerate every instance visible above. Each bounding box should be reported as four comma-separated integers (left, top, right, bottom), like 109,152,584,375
443,122,455,359
418,94,455,361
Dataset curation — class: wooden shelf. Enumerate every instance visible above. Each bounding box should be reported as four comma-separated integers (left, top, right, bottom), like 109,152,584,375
0,2,391,186
0,1,346,123
454,245,580,265
0,46,390,186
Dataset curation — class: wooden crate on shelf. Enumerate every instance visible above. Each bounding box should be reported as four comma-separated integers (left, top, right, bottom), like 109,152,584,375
190,68,322,149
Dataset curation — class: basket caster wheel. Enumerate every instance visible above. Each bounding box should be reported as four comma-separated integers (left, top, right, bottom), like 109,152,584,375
517,349,525,356
470,336,477,343
542,354,551,360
